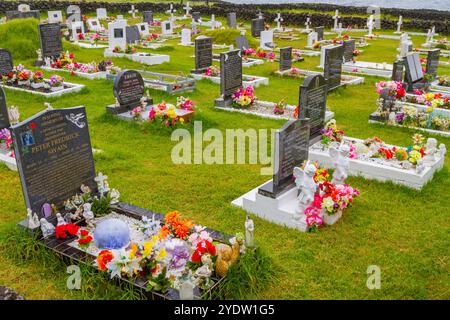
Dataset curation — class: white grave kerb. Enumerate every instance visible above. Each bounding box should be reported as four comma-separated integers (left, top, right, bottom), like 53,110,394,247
48,11,63,24
108,20,127,50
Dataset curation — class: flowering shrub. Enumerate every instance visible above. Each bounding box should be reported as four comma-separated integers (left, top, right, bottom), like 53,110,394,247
232,86,255,108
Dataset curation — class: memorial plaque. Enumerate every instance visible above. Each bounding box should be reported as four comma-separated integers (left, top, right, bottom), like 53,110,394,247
195,37,213,72
392,59,404,81
342,39,356,63
298,74,328,141
126,25,140,44
258,119,310,198
279,47,292,71
0,49,14,77
426,49,440,78
315,26,324,41
251,18,264,38
228,12,237,28
143,11,153,24
236,36,250,51
192,12,201,22
220,50,243,99
323,45,344,91
11,106,97,215
39,23,63,59
113,70,145,111
0,87,9,130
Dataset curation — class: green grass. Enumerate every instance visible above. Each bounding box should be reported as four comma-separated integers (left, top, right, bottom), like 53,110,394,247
0,16,449,300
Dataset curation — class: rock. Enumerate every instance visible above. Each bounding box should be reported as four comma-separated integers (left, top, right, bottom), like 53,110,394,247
0,286,25,300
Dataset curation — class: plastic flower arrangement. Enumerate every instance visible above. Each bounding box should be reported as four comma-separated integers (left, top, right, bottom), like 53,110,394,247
149,103,184,127
77,229,93,249
17,69,31,82
320,120,344,145
90,33,101,45
32,71,44,83
50,75,64,87
273,99,286,115
438,76,450,87
204,66,219,77
408,91,450,110
131,106,142,121
375,81,406,99
55,223,80,239
0,128,13,156
176,96,195,111
146,33,159,41
266,52,276,61
232,85,255,108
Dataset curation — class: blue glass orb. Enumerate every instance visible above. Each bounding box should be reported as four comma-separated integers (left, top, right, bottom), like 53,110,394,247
94,218,130,249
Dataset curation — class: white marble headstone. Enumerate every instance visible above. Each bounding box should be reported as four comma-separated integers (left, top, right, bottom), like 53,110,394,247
136,23,150,37
87,18,102,32
307,31,318,47
97,8,107,20
260,30,274,50
108,20,127,50
48,11,63,24
161,20,173,35
71,21,85,41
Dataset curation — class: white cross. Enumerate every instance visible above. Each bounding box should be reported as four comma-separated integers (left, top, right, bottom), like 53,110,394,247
274,13,283,30
367,15,374,36
210,14,216,30
257,11,263,19
183,2,191,17
305,17,311,31
128,5,138,19
95,172,108,192
396,16,403,33
332,10,340,30
166,4,176,22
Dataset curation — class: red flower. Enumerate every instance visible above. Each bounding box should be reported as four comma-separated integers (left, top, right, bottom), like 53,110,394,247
97,250,113,270
78,235,93,245
80,229,89,237
29,122,37,130
55,223,79,239
191,250,201,263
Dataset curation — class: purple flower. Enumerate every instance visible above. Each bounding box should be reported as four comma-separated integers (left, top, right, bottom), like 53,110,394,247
396,112,405,123
165,239,190,272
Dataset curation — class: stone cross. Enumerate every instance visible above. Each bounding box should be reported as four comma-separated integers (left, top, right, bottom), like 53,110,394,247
166,3,176,21
95,172,108,193
367,15,374,36
210,14,216,30
332,10,340,30
274,13,283,30
396,16,403,33
128,5,138,19
183,2,191,17
305,17,311,32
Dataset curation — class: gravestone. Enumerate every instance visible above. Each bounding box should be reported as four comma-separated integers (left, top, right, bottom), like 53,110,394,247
194,37,213,73
279,47,292,72
111,70,145,114
258,119,310,199
87,18,102,32
342,39,356,63
48,11,63,24
404,52,424,92
192,12,201,23
298,74,328,143
315,26,324,41
66,5,81,28
181,29,192,45
228,12,237,28
236,35,250,51
425,49,440,79
161,21,173,35
392,59,404,81
0,49,14,77
11,106,97,215
126,25,140,44
136,23,150,36
0,87,9,130
38,23,63,59
260,30,275,50
70,21,85,41
108,20,127,51
97,8,107,20
6,7,40,21
215,50,243,108
307,31,318,47
251,18,264,38
323,44,344,91
143,11,153,24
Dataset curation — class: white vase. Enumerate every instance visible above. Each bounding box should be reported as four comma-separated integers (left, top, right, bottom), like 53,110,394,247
323,209,343,225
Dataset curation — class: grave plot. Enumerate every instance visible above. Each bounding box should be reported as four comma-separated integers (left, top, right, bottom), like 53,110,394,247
106,70,195,126
107,69,195,94
12,106,249,300
431,76,450,93
191,66,269,88
232,119,361,232
104,49,170,66
73,32,109,49
41,52,112,80
309,121,446,190
342,61,393,78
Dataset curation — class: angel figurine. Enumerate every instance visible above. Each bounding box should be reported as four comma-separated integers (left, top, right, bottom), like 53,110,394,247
293,162,318,221
26,208,40,229
40,218,55,238
56,213,66,226
330,144,350,185
8,106,20,125
110,188,120,205
422,138,437,166
82,203,95,228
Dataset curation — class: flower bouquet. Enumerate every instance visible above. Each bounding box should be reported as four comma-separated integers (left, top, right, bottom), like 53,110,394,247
49,75,64,91
0,128,13,157
31,71,44,89
176,96,195,112
273,99,286,115
204,66,219,77
232,86,255,108
149,102,185,127
320,120,344,146
90,33,101,46
16,67,31,86
438,76,450,88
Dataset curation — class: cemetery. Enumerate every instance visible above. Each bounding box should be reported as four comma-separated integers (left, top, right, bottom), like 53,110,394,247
0,1,449,302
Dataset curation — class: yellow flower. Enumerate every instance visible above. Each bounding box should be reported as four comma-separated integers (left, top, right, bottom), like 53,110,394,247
129,243,139,259
179,117,185,124
143,241,153,257
409,150,422,164
156,248,167,260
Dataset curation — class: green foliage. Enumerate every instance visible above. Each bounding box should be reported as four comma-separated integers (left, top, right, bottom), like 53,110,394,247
0,18,40,61
91,195,112,217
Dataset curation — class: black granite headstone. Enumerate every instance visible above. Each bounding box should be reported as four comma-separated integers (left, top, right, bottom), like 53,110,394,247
227,12,237,28
279,47,292,72
258,119,310,198
38,23,63,59
126,25,140,44
426,49,440,79
194,37,213,72
342,39,356,63
323,45,344,91
298,74,328,143
0,87,9,130
404,52,424,92
392,59,404,81
192,12,201,22
0,49,14,77
143,11,153,24
315,26,324,41
11,106,97,215
236,36,250,51
220,50,243,100
251,18,264,38
113,70,145,113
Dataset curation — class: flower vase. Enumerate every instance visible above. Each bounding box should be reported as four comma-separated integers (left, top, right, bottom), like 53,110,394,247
323,209,343,225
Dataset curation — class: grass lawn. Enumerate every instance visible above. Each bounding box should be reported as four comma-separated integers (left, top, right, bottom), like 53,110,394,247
0,14,449,300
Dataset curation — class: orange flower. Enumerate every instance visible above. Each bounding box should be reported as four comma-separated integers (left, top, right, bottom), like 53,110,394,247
159,225,170,239
96,250,113,271
173,221,190,239
165,211,180,224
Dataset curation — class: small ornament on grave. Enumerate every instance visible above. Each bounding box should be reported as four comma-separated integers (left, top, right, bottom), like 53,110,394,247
329,144,350,185
293,162,318,221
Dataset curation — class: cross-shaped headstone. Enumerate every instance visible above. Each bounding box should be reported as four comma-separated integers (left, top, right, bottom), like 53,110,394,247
367,15,374,36
95,172,108,193
305,17,311,32
257,11,263,19
128,5,138,19
332,10,340,30
396,16,403,33
274,13,283,30
166,3,176,21
210,14,216,30
183,2,191,17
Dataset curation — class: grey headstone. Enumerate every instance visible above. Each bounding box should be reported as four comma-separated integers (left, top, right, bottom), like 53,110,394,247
195,37,213,72
298,74,328,142
251,18,264,38
126,25,140,44
404,53,424,91
392,59,404,81
323,44,344,91
192,12,201,22
220,50,243,100
426,49,440,79
6,10,40,21
236,36,250,51
38,23,62,59
279,47,292,71
143,11,153,24
258,119,310,198
227,12,237,28
113,70,145,112
315,26,324,41
0,49,14,77
11,106,97,215
342,39,356,63
0,87,9,130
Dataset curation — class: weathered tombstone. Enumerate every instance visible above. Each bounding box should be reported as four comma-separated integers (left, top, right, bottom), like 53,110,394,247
192,12,201,23
193,37,212,73
87,18,102,32
315,26,324,41
126,25,140,44
0,87,9,130
6,4,40,21
110,70,145,114
279,47,292,72
236,35,250,51
0,49,14,77
215,50,243,108
342,39,356,63
323,44,344,91
38,23,63,59
97,8,107,20
108,20,127,51
228,12,237,29
48,11,63,24
11,106,97,215
258,119,311,198
425,49,440,79
392,59,404,82
404,52,424,92
66,5,81,28
251,18,264,38
298,74,328,143
143,11,153,24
